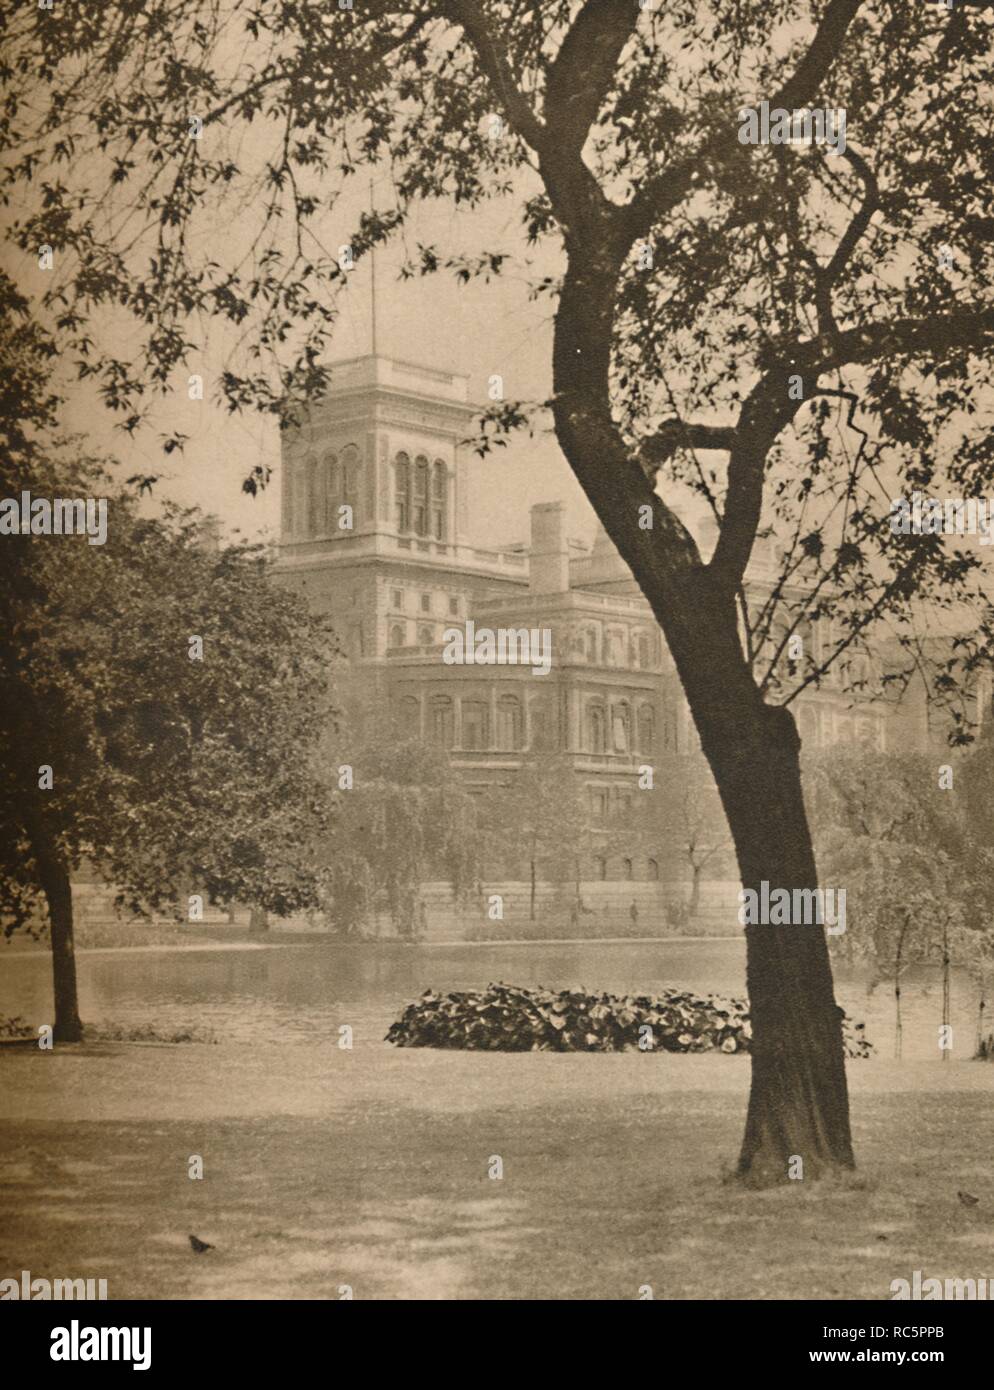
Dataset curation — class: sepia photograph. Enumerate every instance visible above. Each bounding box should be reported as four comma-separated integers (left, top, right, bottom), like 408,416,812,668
1,0,993,1351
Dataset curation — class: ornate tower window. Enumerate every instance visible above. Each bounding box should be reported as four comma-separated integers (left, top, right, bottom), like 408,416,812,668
322,453,339,534
394,452,410,532
637,703,655,753
431,460,447,541
612,700,631,752
413,455,429,536
586,702,606,753
341,444,359,522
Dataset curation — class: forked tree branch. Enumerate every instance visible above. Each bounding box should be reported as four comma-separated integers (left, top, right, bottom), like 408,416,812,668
543,0,640,156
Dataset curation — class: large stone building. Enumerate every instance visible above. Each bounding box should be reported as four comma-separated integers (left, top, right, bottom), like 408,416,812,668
273,352,937,910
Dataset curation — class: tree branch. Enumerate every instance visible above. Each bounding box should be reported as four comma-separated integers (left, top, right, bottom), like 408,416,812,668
442,0,548,153
770,305,994,376
543,0,640,156
640,418,737,476
625,0,865,244
824,146,879,286
771,0,866,112
708,374,799,592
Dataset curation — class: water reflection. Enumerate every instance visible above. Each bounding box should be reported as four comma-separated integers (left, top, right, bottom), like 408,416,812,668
0,938,981,1061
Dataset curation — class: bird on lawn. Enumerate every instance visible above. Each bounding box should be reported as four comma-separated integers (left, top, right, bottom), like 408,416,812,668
189,1234,215,1253
957,1191,979,1207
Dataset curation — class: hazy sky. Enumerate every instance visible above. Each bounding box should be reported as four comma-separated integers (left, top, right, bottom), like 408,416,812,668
57,182,607,552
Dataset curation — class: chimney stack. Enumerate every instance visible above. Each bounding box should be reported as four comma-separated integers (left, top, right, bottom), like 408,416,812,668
529,501,570,594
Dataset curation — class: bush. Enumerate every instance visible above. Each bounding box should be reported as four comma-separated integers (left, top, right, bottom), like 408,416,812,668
0,1014,33,1039
386,981,873,1058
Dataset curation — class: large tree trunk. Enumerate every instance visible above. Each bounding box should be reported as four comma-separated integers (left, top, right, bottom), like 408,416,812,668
706,703,854,1182
549,235,853,1183
30,824,83,1042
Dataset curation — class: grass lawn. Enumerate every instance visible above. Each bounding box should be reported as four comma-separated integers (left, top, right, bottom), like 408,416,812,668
2,1043,992,1300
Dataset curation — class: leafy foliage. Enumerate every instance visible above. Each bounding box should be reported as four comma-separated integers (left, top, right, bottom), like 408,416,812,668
0,431,337,936
3,2,994,720
315,687,483,936
386,979,872,1057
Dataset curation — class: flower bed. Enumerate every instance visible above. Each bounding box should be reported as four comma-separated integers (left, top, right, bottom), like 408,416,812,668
386,981,873,1057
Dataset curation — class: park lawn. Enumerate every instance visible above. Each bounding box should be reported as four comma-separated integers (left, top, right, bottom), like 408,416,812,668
1,1043,992,1300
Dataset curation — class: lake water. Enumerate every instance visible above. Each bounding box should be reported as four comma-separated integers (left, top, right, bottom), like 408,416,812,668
0,937,983,1062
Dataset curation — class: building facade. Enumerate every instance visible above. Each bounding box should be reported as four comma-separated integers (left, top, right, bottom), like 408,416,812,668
274,353,932,898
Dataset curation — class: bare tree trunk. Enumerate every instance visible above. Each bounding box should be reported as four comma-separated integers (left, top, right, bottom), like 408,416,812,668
894,916,909,1062
29,819,83,1042
688,862,702,918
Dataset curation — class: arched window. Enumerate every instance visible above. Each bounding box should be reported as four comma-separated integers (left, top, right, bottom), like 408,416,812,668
322,453,339,534
417,625,433,647
529,696,551,750
496,694,523,751
637,704,655,753
413,455,429,536
293,459,310,537
310,455,327,536
799,704,818,747
389,624,405,649
397,695,421,737
342,444,359,521
856,715,878,747
430,695,454,748
849,654,870,689
431,460,447,541
282,461,296,537
648,857,659,881
587,703,606,753
394,452,410,533
662,705,679,752
612,700,631,752
461,699,489,751
622,857,633,881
